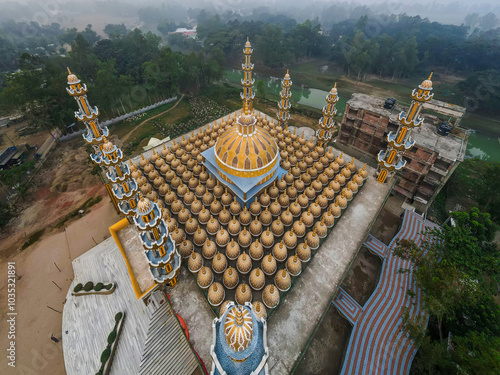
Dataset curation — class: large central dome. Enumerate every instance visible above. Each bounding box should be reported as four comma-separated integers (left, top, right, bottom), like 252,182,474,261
215,111,278,180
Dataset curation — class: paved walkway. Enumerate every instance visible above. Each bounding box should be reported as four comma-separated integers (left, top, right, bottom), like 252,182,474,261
334,210,439,375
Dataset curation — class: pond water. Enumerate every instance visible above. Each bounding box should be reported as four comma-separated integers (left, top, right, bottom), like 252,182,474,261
223,69,499,162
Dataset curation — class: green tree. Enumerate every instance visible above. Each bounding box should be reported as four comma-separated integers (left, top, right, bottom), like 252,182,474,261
256,80,266,99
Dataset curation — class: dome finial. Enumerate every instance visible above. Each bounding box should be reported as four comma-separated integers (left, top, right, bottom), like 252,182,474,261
428,72,433,80
67,67,72,75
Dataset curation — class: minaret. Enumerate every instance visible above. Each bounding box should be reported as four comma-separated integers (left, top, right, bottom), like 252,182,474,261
241,37,255,111
277,70,292,129
90,137,138,216
65,68,108,149
376,73,434,183
316,83,339,142
134,193,181,287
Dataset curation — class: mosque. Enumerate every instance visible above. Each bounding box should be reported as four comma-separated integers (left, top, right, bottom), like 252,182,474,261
61,38,436,374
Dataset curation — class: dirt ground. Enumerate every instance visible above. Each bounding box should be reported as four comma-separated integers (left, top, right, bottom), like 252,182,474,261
0,196,121,375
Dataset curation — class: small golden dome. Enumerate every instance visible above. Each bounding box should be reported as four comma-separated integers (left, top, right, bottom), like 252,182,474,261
206,175,216,190
293,218,306,238
236,252,252,274
249,268,265,291
235,283,253,306
182,170,193,183
286,185,298,199
228,216,242,236
190,197,203,215
195,182,206,198
286,255,302,277
216,228,230,247
336,192,348,208
304,155,314,167
193,226,207,247
198,207,211,224
289,201,302,218
170,226,185,244
165,169,176,183
329,201,342,218
178,239,193,258
259,190,271,207
278,192,290,207
336,173,346,186
271,218,284,236
221,188,232,206
304,186,316,201
188,251,203,273
314,219,328,238
248,217,262,236
341,167,351,180
177,182,188,197
322,210,335,228
262,284,280,309
239,206,252,226
210,199,223,215
306,229,320,250
237,228,251,248
202,239,217,259
354,173,364,186
164,214,177,233
170,139,180,153
268,182,279,198
213,181,224,197
176,164,186,177
226,239,241,260
220,300,233,316
208,282,225,307
206,215,220,235
310,202,322,218
137,195,153,215
275,269,292,292
330,179,341,193
261,253,277,276
269,199,282,217
199,167,209,182
283,229,298,249
184,215,198,235
335,152,345,167
254,209,271,228
165,150,175,163
170,158,180,170
249,197,262,216
420,73,433,90
212,252,228,274
347,180,358,194
301,209,315,228
223,267,239,289
202,191,214,206
192,163,202,177
183,190,195,206
219,208,231,226
323,185,335,201
249,240,264,261
197,266,214,289
312,179,323,193
229,197,242,216
342,187,353,201
272,241,288,262
277,177,287,192
280,208,294,226
296,242,311,262
358,164,368,179
260,228,275,248
252,301,267,320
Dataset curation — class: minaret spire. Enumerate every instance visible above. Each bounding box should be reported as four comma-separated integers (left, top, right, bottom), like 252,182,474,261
241,37,255,111
277,70,292,129
316,82,339,142
376,73,434,183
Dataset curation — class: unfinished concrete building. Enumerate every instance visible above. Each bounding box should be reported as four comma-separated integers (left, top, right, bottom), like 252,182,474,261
338,93,468,207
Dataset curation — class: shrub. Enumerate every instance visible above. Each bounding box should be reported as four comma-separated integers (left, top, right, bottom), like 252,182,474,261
107,330,117,344
105,283,113,290
100,348,111,364
83,282,94,291
73,283,83,293
94,283,104,291
115,312,123,322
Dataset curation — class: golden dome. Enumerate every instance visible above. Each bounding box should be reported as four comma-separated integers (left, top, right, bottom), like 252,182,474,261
260,228,275,248
310,202,322,218
249,268,265,290
286,255,302,277
293,218,306,238
323,185,335,201
329,201,342,218
188,251,203,273
228,216,242,236
353,174,364,186
178,239,193,258
219,208,231,225
314,219,328,238
202,191,214,206
335,152,345,167
252,301,267,320
341,167,351,179
249,218,263,236
275,269,292,292
213,181,224,197
322,210,335,228
190,198,203,215
306,229,320,250
212,252,228,274
198,207,211,224
312,179,323,193
202,239,217,259
220,300,233,316
259,190,271,207
206,216,220,236
268,182,279,198
171,226,185,244
280,208,294,226
66,68,80,84
262,284,280,309
184,215,198,235
195,182,206,197
249,197,262,216
261,254,277,276
171,199,183,215
226,239,241,261
235,283,253,305
239,206,252,225
272,241,288,262
223,267,239,289
271,218,285,236
236,252,252,274
330,179,341,193
296,242,311,262
208,282,225,307
286,185,298,199
278,192,290,207
193,226,207,247
277,177,287,191
259,207,273,225
137,195,153,215
182,170,193,182
358,164,368,179
238,228,252,248
249,240,264,261
289,201,302,217
216,228,230,247
215,112,278,180
206,176,216,190
210,199,223,215
197,266,214,289
336,192,348,208
347,180,358,193
283,229,298,249
305,186,316,201
164,214,177,233
419,72,433,90
301,209,315,228
221,188,233,206
224,304,253,352
269,199,282,217
193,163,202,176
229,197,242,216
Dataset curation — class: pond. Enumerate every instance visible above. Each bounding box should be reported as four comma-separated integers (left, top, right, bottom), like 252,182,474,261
223,69,499,162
